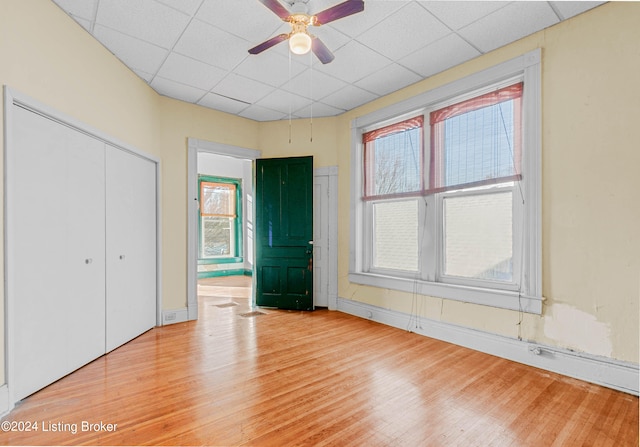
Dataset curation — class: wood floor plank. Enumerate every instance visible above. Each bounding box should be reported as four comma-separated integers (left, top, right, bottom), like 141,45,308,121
0,276,637,446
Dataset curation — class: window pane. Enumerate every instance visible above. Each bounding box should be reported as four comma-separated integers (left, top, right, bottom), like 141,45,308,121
443,192,512,281
363,116,423,198
370,129,421,195
202,216,232,257
443,100,517,187
201,182,236,217
373,200,418,271
430,83,522,192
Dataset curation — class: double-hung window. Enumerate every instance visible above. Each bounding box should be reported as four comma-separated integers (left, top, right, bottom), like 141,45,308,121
350,51,542,313
199,176,242,261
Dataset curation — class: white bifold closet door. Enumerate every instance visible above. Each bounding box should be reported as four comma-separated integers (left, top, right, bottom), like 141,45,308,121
105,146,157,352
11,106,107,401
9,104,157,402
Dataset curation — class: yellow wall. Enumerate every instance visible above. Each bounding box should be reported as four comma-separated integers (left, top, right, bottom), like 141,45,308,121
0,0,260,384
0,0,156,386
257,116,338,168
1,0,638,394
334,2,640,363
157,98,259,310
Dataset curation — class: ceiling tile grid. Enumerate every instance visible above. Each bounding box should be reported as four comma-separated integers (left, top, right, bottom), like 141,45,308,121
51,0,606,121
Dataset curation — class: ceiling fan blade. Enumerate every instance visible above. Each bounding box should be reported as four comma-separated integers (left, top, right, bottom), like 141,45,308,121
249,34,289,55
314,0,364,25
311,37,335,64
258,0,291,20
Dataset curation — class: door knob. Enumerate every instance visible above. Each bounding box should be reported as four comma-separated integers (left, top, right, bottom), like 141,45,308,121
85,258,93,264
119,255,126,260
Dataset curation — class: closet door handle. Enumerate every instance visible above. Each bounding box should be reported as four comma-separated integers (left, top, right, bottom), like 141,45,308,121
119,255,126,260
85,258,93,264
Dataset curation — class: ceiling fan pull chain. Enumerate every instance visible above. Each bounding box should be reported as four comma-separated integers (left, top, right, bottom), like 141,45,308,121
288,49,292,144
310,50,313,143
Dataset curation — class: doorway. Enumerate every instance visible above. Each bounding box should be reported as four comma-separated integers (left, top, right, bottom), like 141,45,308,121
186,138,338,320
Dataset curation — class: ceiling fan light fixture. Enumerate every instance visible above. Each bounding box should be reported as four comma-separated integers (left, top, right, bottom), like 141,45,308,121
289,31,312,55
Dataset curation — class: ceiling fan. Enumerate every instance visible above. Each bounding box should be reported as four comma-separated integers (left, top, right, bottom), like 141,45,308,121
248,0,365,64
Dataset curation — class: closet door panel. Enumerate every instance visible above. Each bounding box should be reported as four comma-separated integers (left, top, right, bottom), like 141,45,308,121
10,106,106,401
105,145,157,352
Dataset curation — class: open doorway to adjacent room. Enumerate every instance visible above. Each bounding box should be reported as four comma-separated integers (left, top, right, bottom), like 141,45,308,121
187,138,338,321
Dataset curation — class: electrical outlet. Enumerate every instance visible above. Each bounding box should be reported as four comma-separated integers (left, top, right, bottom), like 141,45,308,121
528,345,542,355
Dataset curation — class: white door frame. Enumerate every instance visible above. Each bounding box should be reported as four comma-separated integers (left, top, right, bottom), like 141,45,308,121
186,138,262,321
313,166,339,310
186,138,339,317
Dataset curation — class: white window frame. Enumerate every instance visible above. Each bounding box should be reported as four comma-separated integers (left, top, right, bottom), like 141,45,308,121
349,50,542,314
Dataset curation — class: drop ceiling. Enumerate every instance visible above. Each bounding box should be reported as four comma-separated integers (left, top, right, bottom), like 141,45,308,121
52,0,604,122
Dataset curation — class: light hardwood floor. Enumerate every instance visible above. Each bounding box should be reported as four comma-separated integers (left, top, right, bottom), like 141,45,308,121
1,275,637,446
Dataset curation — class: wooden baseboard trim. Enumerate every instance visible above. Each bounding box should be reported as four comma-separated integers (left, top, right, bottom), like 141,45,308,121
337,297,639,396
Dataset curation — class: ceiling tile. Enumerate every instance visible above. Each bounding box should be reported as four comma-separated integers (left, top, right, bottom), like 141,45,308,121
156,52,227,91
282,68,348,101
52,0,602,121
212,73,275,104
198,92,250,114
133,68,155,83
323,0,406,38
72,16,93,33
293,101,346,119
150,76,207,103
234,51,307,88
398,33,481,78
421,1,509,31
550,2,605,20
459,2,559,53
197,0,283,42
238,104,287,122
357,63,423,96
96,0,190,49
314,40,390,84
174,19,250,70
254,89,312,115
94,24,169,74
154,0,203,16
321,84,378,110
52,0,97,21
357,2,451,60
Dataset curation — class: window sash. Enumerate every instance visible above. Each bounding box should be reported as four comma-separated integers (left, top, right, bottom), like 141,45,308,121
200,216,235,258
430,83,523,193
437,184,521,291
364,196,429,278
361,83,523,202
200,181,237,218
363,116,424,200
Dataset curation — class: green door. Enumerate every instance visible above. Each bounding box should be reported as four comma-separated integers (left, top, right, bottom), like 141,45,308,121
255,156,313,310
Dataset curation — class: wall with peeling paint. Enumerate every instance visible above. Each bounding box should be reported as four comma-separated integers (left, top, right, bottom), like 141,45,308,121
334,2,640,364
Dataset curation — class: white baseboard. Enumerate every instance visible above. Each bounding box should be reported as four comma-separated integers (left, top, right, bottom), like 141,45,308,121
0,384,11,419
162,308,188,325
337,297,639,396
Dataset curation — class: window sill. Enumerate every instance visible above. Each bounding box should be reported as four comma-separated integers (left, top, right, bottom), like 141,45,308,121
348,272,542,314
198,257,243,265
